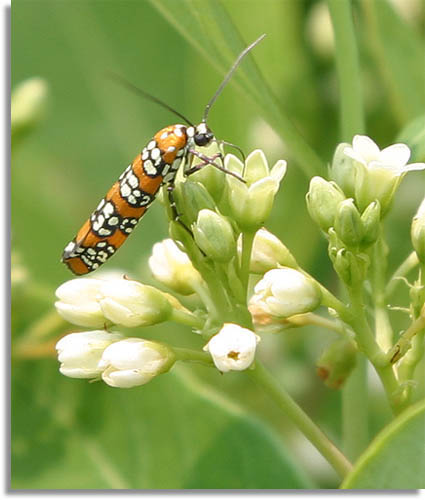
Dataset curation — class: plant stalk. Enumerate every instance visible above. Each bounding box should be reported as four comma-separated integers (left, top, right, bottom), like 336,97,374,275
249,361,352,479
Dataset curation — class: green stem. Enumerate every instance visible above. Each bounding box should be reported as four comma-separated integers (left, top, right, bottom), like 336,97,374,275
396,330,425,405
328,0,365,140
297,268,351,320
346,285,401,413
192,281,220,319
384,315,425,365
173,347,213,365
342,353,369,461
372,236,393,351
240,231,255,298
249,361,352,479
171,309,205,330
386,251,419,299
287,312,353,339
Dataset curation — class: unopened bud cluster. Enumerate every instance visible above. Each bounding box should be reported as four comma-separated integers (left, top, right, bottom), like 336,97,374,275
54,150,300,386
56,330,175,388
307,135,425,285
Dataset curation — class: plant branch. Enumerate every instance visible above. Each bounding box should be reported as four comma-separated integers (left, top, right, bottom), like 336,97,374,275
249,361,352,479
386,251,419,299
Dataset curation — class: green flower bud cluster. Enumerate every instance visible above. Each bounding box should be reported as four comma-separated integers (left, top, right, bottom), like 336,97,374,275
169,149,289,307
307,177,381,251
328,228,370,286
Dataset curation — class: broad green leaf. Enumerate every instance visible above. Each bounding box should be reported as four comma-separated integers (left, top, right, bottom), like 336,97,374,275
396,114,425,163
341,399,425,489
150,0,324,177
12,361,312,489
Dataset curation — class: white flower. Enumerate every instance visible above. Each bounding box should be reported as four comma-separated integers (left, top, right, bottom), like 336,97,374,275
98,338,175,388
225,150,287,231
149,239,203,295
55,277,172,328
56,330,124,379
249,268,321,325
203,323,260,372
343,135,425,212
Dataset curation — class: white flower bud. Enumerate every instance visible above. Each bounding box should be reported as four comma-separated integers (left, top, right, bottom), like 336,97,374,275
203,323,260,372
149,239,203,295
99,280,172,327
56,330,124,379
11,77,48,135
55,277,172,328
98,338,175,388
237,228,297,273
249,268,321,325
55,278,106,328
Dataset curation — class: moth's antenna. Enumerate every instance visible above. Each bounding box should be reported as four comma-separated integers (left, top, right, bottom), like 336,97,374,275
107,72,195,127
202,34,266,123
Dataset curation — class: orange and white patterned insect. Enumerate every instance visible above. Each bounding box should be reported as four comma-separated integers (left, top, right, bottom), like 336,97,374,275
62,35,265,275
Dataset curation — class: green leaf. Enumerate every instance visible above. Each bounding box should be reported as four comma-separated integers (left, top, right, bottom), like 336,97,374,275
150,0,324,177
12,361,312,489
396,114,425,163
341,399,425,489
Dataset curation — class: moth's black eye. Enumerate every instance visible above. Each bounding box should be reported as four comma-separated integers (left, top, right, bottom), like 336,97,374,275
194,132,214,147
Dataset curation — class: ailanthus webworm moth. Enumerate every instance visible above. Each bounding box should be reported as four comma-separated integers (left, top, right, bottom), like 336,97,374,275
62,35,265,275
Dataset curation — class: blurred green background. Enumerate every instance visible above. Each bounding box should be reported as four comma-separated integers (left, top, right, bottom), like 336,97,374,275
12,0,425,489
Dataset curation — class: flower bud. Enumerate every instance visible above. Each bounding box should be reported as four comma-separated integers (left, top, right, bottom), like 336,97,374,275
149,239,203,295
193,209,236,263
55,278,106,328
203,323,260,372
316,339,357,389
56,330,124,379
237,228,297,273
249,268,321,326
306,177,345,232
98,338,175,388
55,277,172,328
169,220,205,265
225,150,287,231
99,280,172,327
177,180,217,226
360,201,381,247
11,77,48,137
334,198,364,248
329,142,356,197
331,249,369,286
411,198,425,263
187,142,225,203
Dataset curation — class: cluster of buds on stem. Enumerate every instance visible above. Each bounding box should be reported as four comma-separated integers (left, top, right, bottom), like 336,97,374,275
307,135,425,285
54,149,298,386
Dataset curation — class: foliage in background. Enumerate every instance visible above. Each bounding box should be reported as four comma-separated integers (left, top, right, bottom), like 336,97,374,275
12,0,425,489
